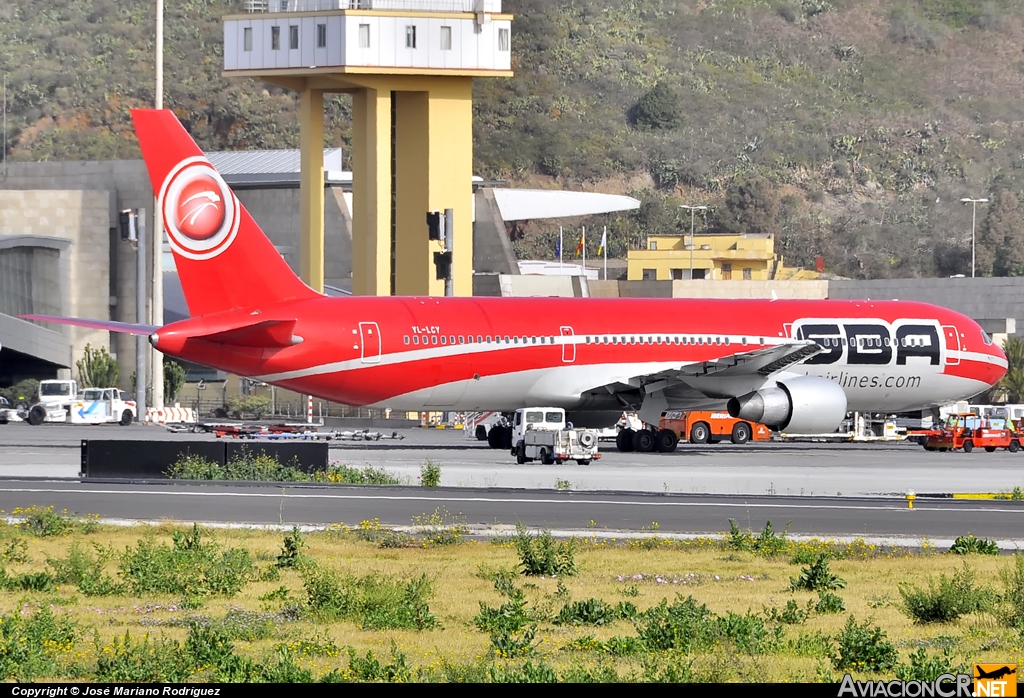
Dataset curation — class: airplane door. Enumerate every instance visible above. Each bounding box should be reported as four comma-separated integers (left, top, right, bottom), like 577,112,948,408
359,322,382,364
560,326,575,363
942,325,960,366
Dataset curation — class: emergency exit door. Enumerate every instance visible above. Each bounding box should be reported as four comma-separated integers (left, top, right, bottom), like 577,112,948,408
560,326,575,363
942,325,960,366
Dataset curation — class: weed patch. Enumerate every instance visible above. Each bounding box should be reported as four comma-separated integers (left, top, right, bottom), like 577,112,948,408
513,523,577,577
117,524,256,599
790,554,847,592
553,598,636,626
0,608,80,681
831,616,899,672
898,561,996,623
419,459,441,487
410,508,467,547
728,519,790,557
895,646,969,682
949,534,999,555
301,564,437,630
167,451,399,485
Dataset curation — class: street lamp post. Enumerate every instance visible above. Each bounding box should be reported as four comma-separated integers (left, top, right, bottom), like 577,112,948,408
960,197,989,278
679,205,707,279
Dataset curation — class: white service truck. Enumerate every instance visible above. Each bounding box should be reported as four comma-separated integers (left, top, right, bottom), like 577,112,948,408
510,407,601,465
23,380,136,426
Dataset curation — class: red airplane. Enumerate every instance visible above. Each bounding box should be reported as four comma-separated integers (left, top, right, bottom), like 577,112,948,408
23,110,1008,450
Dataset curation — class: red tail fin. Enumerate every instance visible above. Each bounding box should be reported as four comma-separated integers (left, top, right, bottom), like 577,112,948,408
131,109,319,317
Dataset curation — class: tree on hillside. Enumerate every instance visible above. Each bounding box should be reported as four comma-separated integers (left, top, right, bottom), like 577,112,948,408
715,177,781,238
977,189,1024,277
998,336,1024,403
632,81,682,131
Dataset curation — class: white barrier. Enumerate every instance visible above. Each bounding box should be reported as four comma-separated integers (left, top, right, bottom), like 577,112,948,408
145,407,196,424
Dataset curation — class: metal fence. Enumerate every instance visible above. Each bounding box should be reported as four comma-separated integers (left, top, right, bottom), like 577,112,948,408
248,1,497,13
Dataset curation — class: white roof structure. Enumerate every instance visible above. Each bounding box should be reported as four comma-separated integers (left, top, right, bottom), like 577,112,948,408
206,149,342,174
492,188,641,221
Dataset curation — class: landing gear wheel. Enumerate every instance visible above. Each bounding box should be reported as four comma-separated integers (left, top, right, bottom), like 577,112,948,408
1010,440,1020,453
985,446,997,453
731,422,752,445
27,406,45,426
690,422,710,444
487,426,504,449
633,429,656,452
475,424,488,441
616,429,635,452
119,410,133,426
655,429,679,453
963,440,974,453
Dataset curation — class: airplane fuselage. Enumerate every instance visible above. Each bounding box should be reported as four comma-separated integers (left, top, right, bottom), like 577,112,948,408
153,296,1005,417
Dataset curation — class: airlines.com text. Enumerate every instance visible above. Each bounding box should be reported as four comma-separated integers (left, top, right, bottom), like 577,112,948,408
822,373,923,389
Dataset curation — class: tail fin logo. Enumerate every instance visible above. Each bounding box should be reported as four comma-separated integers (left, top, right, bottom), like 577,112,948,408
159,157,239,260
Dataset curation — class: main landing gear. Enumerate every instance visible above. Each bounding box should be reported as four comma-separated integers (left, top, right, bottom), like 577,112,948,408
616,428,679,453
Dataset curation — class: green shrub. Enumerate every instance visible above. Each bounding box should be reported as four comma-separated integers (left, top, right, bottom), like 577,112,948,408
634,596,718,653
895,646,969,682
489,625,538,658
949,534,999,555
898,561,996,623
344,647,413,682
790,554,846,592
419,459,441,487
489,660,558,683
411,507,467,546
816,591,846,614
1000,554,1024,630
474,573,533,633
553,598,635,626
765,599,809,624
300,564,437,630
276,527,305,569
633,81,682,130
513,523,577,577
95,631,191,683
168,451,399,485
0,608,80,681
830,616,899,672
728,519,791,556
118,524,257,599
47,542,122,596
316,464,401,485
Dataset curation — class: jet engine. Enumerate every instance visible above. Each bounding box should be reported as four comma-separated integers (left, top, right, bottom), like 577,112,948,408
726,376,847,434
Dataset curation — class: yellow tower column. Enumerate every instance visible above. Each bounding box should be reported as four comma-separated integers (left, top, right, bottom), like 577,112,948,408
351,87,393,297
299,87,325,292
394,77,474,297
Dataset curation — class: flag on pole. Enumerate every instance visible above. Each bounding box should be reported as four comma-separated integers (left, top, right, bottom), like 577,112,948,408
555,230,562,258
575,228,585,257
597,229,606,257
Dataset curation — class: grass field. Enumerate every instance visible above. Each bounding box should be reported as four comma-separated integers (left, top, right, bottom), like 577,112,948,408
0,506,1020,683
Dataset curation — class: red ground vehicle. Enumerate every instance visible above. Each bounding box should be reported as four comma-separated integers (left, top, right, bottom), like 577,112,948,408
660,411,772,446
923,413,1021,453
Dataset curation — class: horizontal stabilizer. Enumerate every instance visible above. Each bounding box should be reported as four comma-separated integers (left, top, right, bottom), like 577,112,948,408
192,319,302,348
20,315,158,335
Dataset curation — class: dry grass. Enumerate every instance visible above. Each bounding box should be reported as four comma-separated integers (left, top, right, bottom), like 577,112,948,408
0,511,1021,682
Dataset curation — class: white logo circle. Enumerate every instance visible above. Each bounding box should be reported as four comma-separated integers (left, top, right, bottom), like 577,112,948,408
158,157,240,261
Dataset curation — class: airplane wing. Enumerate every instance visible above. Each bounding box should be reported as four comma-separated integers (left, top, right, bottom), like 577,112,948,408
577,340,824,415
636,341,823,383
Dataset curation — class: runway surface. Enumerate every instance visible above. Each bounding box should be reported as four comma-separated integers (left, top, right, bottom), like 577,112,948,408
2,423,1023,497
0,480,1020,545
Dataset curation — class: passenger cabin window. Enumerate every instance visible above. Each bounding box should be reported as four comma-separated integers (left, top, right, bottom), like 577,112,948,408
403,335,410,345
413,336,419,344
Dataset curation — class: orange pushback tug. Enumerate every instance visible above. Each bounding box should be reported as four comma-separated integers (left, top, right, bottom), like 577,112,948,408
660,411,772,446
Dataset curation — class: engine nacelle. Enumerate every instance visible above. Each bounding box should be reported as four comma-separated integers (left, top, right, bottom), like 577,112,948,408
727,376,847,434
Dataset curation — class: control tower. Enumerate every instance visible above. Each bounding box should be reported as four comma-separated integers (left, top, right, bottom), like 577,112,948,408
223,1,513,296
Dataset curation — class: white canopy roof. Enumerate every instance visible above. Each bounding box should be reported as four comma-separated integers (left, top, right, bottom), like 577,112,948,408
492,188,641,221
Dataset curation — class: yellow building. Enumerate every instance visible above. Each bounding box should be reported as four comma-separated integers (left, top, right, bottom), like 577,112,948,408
627,233,818,281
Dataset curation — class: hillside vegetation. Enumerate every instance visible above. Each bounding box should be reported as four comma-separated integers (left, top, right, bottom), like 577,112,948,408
3,0,1024,278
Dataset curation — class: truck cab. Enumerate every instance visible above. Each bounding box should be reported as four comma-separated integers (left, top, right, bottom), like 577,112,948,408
511,407,566,445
